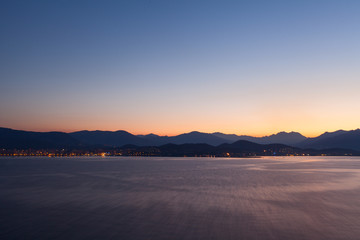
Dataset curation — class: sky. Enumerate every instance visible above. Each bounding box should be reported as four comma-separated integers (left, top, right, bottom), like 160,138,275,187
1,0,360,137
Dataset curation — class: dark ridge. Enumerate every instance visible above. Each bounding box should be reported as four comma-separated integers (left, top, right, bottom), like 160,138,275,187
297,129,360,151
0,127,80,149
69,130,150,147
1,127,360,153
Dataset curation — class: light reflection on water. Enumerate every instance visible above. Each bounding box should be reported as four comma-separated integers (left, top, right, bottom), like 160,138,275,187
1,156,360,240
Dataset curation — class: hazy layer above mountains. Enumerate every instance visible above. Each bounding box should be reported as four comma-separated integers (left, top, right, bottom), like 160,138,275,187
1,127,360,151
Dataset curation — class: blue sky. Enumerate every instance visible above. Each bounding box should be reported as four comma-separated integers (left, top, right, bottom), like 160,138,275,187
1,0,360,136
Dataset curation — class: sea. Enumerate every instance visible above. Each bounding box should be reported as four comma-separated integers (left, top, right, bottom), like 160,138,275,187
1,156,360,240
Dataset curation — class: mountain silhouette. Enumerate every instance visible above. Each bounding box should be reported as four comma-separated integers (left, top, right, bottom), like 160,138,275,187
167,131,231,145
217,140,296,153
297,129,360,151
137,133,169,145
0,127,80,149
70,130,150,147
1,127,360,152
130,140,310,157
140,131,306,146
213,131,306,145
138,131,232,146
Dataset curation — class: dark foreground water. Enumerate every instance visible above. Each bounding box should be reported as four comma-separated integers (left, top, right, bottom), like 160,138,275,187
1,156,360,240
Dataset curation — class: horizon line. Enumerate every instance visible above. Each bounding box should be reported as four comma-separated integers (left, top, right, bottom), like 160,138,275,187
1,126,359,139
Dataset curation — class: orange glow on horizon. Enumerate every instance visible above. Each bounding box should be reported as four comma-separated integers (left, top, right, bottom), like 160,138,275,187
2,92,359,139
2,123,358,139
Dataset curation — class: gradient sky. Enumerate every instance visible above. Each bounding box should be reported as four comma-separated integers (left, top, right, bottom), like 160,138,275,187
1,0,360,137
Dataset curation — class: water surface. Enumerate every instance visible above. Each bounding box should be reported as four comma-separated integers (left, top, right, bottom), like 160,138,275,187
1,156,360,240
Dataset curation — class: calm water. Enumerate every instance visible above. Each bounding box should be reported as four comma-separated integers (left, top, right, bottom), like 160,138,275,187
1,156,360,240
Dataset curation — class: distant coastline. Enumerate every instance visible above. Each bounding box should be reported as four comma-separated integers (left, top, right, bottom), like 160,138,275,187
1,127,360,157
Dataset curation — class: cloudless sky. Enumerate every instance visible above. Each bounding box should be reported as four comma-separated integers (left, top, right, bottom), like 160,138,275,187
1,0,360,137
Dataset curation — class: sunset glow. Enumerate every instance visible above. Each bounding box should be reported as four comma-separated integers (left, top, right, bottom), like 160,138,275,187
1,1,360,137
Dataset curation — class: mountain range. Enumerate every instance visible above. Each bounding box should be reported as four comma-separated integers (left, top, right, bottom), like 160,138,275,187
0,127,80,149
1,127,360,152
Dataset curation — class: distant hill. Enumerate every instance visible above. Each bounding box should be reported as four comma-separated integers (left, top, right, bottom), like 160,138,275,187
138,131,232,146
217,140,298,155
139,131,307,146
1,127,360,152
125,140,357,157
0,127,80,149
159,143,216,156
137,133,169,145
69,130,150,147
211,132,245,142
167,131,231,145
213,131,307,146
153,140,289,157
297,129,360,151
